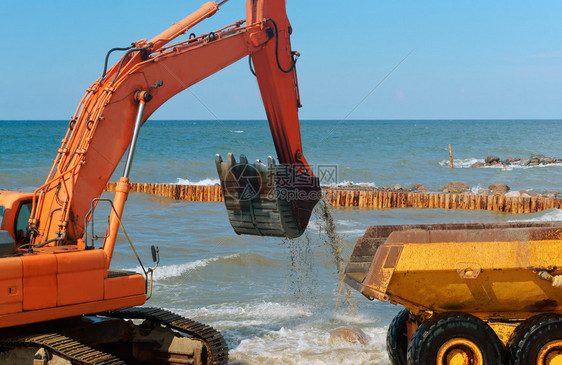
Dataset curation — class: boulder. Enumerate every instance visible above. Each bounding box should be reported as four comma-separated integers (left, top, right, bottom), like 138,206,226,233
478,189,491,196
520,158,530,166
471,162,485,168
461,190,474,195
540,157,554,164
485,156,500,164
445,181,469,193
330,326,369,346
412,184,427,192
520,191,532,198
504,191,521,198
393,184,402,190
488,184,510,194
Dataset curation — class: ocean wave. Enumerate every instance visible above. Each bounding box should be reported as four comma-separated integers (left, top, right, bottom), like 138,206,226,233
470,184,483,194
307,217,363,233
230,325,388,365
438,158,483,168
327,181,377,188
440,158,562,170
508,208,562,222
175,178,220,186
180,302,313,324
229,130,244,133
127,254,239,281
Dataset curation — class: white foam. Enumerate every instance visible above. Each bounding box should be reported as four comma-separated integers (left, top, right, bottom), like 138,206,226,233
470,184,483,194
509,208,562,222
128,254,239,281
229,130,244,133
440,158,562,170
180,301,313,324
175,178,220,186
439,158,483,168
328,181,377,188
229,325,389,365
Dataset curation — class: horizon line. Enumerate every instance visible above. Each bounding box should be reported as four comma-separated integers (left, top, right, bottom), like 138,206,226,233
1,118,561,122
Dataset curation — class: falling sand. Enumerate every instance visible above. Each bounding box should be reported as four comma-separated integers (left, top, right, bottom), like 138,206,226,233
316,198,356,311
281,198,356,311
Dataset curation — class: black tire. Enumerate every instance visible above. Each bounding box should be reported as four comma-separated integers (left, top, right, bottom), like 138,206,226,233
387,308,410,365
407,312,504,365
508,313,562,365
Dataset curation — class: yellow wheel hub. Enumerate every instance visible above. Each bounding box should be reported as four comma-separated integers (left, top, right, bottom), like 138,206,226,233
436,338,483,365
538,340,562,365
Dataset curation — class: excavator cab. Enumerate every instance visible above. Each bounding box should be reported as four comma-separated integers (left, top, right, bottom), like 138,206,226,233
216,153,320,238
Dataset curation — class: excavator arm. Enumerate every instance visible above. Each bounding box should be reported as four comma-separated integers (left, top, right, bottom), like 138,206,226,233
29,0,319,253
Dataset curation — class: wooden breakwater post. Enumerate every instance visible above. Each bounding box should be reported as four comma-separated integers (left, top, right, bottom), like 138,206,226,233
104,182,562,214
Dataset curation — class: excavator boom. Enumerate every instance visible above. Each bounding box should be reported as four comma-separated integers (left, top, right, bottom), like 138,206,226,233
0,1,318,363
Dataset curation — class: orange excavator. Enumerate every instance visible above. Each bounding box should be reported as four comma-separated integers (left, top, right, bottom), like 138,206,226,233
0,0,319,363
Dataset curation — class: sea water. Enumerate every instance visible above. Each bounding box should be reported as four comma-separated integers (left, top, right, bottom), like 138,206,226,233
2,120,562,364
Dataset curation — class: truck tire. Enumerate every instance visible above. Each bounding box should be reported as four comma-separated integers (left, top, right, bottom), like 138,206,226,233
387,308,409,365
407,312,504,365
508,313,562,365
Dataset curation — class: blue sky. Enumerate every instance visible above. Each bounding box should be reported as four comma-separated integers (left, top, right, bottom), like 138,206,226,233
1,0,562,120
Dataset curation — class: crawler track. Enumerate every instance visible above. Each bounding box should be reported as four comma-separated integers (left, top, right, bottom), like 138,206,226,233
0,333,125,364
0,307,227,365
102,307,228,365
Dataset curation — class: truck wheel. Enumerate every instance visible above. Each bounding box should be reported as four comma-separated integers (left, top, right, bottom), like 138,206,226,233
387,308,410,365
508,313,562,365
407,312,504,365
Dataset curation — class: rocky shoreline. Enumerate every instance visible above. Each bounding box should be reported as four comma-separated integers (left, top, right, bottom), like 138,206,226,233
471,154,562,168
338,181,560,199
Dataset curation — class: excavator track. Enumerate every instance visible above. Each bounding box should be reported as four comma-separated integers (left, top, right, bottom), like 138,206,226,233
101,307,228,365
0,333,125,364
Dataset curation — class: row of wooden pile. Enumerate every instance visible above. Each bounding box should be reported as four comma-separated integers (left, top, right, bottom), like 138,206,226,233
104,182,562,214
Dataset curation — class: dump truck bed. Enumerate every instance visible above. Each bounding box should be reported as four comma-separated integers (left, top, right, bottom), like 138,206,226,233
344,221,562,306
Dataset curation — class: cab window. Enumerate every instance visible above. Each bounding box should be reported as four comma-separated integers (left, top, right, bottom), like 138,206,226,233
14,201,32,244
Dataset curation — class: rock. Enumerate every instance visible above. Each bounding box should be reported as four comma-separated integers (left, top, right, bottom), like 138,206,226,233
520,158,530,166
485,156,500,164
445,181,469,193
478,189,491,196
412,184,427,192
520,191,531,198
529,162,539,166
471,162,484,168
544,192,556,198
393,184,402,190
505,157,515,163
461,190,474,195
330,326,369,346
540,157,554,164
488,184,510,194
504,191,521,198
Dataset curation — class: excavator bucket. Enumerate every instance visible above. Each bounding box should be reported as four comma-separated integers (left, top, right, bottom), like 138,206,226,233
215,153,320,238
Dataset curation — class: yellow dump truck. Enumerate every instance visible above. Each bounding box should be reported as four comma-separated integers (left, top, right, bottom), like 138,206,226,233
345,221,562,364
